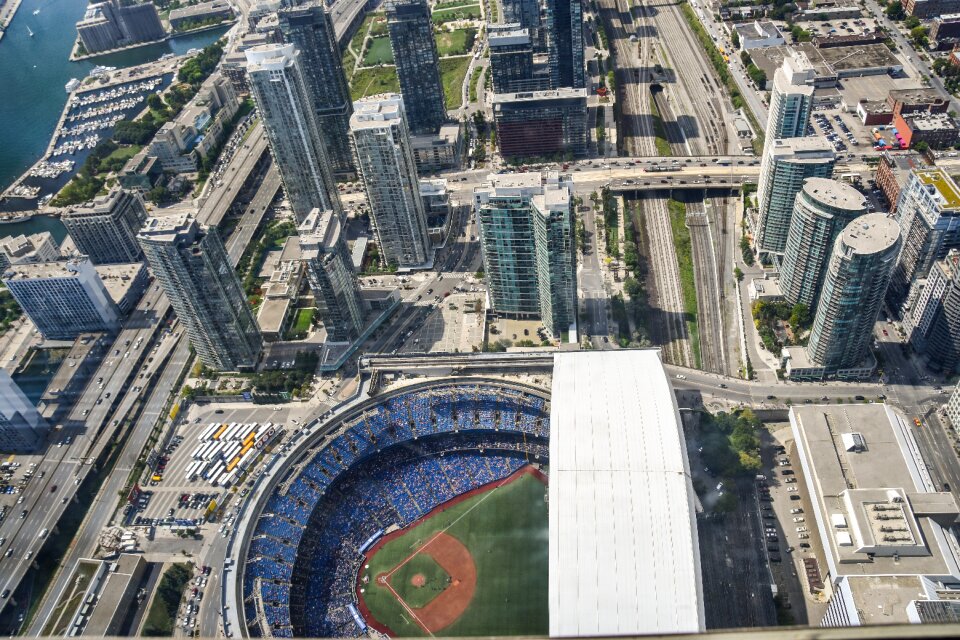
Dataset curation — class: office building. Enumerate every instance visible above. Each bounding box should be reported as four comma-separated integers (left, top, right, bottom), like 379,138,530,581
780,178,868,309
76,0,165,55
0,232,60,272
544,0,584,88
489,27,537,93
298,209,367,343
732,20,785,51
802,214,900,376
890,168,960,307
893,112,960,150
385,0,446,133
61,189,148,265
789,403,960,625
474,171,576,336
350,94,432,269
492,88,588,159
138,214,262,371
764,52,815,147
754,137,835,258
245,44,342,222
904,250,960,373
3,257,121,339
0,370,46,452
278,3,355,177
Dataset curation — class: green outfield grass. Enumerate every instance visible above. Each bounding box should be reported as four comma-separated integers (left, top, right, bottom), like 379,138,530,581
363,36,394,65
360,470,548,637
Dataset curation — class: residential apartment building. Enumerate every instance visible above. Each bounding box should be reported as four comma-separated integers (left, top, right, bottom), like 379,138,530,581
489,27,537,93
904,250,960,373
298,209,367,343
492,88,588,159
904,0,960,18
474,171,576,336
278,3,355,176
779,178,868,309
0,232,60,272
889,168,960,307
350,94,432,269
138,214,262,371
2,257,121,339
544,0,584,88
246,43,342,222
764,52,815,147
147,75,240,173
61,189,148,265
799,214,900,378
874,152,929,213
755,137,835,258
386,0,446,133
76,0,165,54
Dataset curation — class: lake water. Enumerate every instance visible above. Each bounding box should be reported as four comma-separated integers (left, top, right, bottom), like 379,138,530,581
0,0,230,195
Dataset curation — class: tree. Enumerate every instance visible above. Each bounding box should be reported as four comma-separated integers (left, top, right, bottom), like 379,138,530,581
731,29,740,48
904,15,921,29
789,303,810,331
715,491,739,513
734,266,744,282
914,140,930,152
910,25,929,48
885,1,905,20
147,93,165,111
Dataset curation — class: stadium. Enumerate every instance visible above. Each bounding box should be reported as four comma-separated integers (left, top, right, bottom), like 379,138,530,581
230,351,704,638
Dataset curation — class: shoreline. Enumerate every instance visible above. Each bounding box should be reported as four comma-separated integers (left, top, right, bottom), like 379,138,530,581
0,0,24,42
69,19,235,61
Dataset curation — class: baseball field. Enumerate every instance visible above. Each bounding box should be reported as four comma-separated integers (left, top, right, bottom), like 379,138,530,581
356,466,549,637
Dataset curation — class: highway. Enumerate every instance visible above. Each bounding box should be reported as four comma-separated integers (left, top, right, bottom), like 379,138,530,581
0,285,174,623
196,124,269,229
224,164,282,262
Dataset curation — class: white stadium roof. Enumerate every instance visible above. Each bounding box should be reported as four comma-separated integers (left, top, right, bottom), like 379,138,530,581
549,350,704,637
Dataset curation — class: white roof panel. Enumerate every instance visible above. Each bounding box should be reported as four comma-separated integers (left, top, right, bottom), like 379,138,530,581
549,350,704,637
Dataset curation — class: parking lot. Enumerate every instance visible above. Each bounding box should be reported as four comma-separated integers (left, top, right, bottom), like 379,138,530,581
124,404,310,528
756,427,829,623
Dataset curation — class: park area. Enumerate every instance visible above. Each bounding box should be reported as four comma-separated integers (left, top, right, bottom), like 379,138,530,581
357,467,548,637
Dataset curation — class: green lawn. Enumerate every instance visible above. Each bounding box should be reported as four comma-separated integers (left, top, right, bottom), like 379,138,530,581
350,66,400,100
285,307,315,339
440,57,471,109
431,4,481,24
435,29,471,56
360,470,548,636
363,36,394,65
435,0,478,8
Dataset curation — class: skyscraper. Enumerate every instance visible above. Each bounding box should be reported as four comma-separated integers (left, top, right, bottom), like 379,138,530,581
765,52,815,145
61,189,148,265
245,44,342,223
278,3,355,177
474,171,576,336
138,214,262,371
904,250,960,373
2,258,121,339
350,95,432,269
0,370,46,452
806,213,900,372
386,0,446,133
544,0,584,88
754,137,835,258
298,209,367,342
488,27,537,93
889,168,960,307
780,178,868,309
492,88,589,158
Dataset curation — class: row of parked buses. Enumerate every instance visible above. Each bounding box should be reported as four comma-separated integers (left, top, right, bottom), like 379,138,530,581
186,422,280,488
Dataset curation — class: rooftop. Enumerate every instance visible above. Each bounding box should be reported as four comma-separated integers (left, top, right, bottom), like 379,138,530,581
488,27,531,47
838,213,900,255
169,0,232,20
802,177,867,211
257,297,291,334
789,404,960,580
298,209,342,258
138,212,198,244
491,87,588,104
733,20,782,40
915,169,960,210
818,43,902,72
350,93,404,129
244,43,295,73
769,136,835,159
549,351,703,637
2,257,95,281
905,112,958,132
888,87,949,106
94,262,147,305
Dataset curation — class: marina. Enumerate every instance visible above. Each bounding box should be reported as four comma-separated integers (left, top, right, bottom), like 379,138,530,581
0,0,230,217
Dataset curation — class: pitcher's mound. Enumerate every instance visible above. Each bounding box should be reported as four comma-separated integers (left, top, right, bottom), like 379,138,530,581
411,574,426,588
